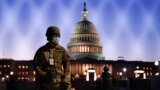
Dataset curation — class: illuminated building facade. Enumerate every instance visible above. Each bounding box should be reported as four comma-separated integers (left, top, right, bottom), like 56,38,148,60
0,59,35,82
67,3,158,81
0,58,158,82
67,3,107,81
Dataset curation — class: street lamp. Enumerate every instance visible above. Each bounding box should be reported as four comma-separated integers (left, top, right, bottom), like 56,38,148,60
154,61,159,76
119,72,122,79
10,71,14,75
6,75,9,78
122,68,127,80
155,61,159,66
123,68,127,72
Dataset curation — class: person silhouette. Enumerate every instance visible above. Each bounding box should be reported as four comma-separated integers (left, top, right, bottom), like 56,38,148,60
101,66,112,90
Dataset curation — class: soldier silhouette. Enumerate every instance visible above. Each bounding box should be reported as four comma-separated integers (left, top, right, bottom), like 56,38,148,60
101,66,112,90
34,26,71,90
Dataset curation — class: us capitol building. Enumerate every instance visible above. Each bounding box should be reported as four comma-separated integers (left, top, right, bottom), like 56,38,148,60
67,3,104,60
0,3,159,82
67,3,158,81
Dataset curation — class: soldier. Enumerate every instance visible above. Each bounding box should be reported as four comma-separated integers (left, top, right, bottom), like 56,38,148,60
33,26,71,90
101,66,112,90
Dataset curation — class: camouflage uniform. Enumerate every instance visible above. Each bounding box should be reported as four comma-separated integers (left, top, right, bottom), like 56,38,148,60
34,26,71,90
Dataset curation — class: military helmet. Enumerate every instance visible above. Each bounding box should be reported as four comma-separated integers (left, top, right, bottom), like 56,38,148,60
103,66,109,71
46,26,60,37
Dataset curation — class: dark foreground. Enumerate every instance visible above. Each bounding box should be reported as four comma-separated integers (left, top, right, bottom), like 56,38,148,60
0,76,160,90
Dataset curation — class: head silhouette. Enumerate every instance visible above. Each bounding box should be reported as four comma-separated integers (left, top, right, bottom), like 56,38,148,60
103,66,109,72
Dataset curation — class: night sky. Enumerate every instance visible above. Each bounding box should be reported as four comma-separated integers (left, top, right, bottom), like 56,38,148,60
0,0,160,61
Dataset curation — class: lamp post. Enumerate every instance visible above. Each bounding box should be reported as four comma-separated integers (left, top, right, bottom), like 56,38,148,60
123,68,127,79
123,68,127,72
154,61,159,76
10,71,14,75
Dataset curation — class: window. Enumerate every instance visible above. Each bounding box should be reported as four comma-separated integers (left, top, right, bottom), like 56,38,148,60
22,66,25,69
82,46,84,52
4,65,6,68
19,66,21,69
150,68,152,70
26,72,28,75
84,46,87,52
147,67,148,70
87,47,89,52
26,66,28,69
18,72,21,75
21,77,24,80
136,66,139,69
143,67,145,70
80,46,82,52
117,72,119,75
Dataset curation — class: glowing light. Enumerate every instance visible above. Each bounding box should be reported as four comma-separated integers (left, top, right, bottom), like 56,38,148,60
136,66,139,69
6,75,9,78
22,77,24,80
33,78,35,81
75,74,79,78
8,65,10,67
4,65,6,68
22,66,25,69
123,68,127,72
83,71,87,75
33,71,36,75
71,88,75,90
18,66,21,69
134,70,144,73
1,77,5,81
10,71,14,75
155,72,159,76
134,70,146,79
119,72,122,76
97,74,101,79
155,61,159,66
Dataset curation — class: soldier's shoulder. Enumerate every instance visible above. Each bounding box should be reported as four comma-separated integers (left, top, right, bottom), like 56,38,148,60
56,44,66,51
37,45,48,52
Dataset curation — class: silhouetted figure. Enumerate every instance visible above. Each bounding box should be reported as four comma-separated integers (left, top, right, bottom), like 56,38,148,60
101,66,112,90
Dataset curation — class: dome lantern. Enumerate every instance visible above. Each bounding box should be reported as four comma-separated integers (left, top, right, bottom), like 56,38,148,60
82,2,88,20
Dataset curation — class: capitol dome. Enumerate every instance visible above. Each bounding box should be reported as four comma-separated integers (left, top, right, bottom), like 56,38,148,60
67,3,104,60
